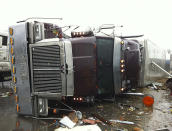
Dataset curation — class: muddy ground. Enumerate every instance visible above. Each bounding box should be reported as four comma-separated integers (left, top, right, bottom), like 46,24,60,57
0,79,172,131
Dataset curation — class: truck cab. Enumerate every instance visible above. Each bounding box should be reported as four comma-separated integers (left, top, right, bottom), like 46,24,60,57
9,22,74,116
9,22,97,116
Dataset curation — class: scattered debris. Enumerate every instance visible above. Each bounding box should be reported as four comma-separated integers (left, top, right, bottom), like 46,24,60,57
55,125,102,131
75,111,82,120
122,93,144,96
131,88,136,91
156,128,170,131
148,82,165,90
118,103,139,110
92,113,112,125
152,84,158,90
83,119,101,125
58,110,84,129
135,117,141,121
59,116,76,129
116,128,128,131
119,116,125,121
162,110,166,113
0,92,13,97
133,127,144,131
0,93,8,97
97,105,103,109
128,106,135,112
68,112,78,123
118,104,124,110
122,112,126,115
109,119,134,125
145,112,150,115
154,107,163,112
137,111,144,115
153,82,163,87
56,111,104,130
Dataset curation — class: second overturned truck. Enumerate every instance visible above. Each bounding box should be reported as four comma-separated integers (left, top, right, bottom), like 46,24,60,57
9,21,168,117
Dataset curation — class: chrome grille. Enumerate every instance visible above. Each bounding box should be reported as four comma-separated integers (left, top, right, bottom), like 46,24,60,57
31,45,62,93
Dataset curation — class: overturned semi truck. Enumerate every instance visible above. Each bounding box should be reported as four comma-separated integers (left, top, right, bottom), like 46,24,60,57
9,21,168,116
9,21,143,116
9,21,100,116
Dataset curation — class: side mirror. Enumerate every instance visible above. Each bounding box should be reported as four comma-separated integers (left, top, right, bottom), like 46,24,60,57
0,36,2,48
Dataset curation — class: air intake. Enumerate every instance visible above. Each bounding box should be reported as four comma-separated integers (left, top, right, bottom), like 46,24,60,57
30,44,62,93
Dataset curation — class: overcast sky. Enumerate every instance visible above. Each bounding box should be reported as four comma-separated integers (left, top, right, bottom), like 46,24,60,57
0,0,172,49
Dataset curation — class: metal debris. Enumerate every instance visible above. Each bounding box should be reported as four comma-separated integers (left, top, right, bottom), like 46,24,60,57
156,128,170,131
92,113,112,125
109,120,134,125
153,82,163,87
59,116,76,129
148,82,164,90
122,93,144,96
55,125,102,131
75,111,82,120
152,84,158,90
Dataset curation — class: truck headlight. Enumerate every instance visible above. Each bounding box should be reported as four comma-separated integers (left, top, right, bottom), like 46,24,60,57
38,98,48,116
